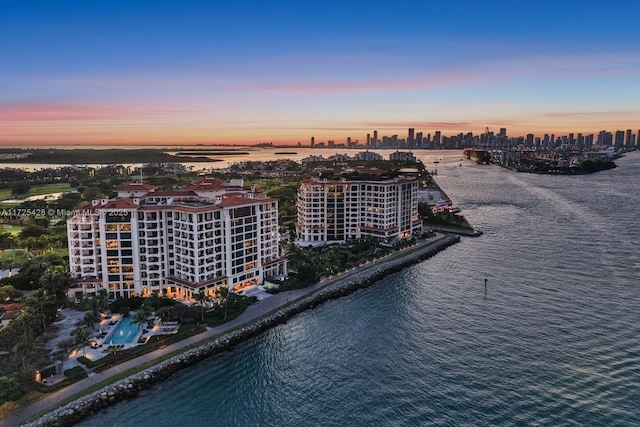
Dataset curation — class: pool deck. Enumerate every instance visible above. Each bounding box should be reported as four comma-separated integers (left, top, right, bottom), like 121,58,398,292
59,313,178,376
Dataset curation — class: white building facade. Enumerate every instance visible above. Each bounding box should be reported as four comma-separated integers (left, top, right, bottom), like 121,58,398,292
67,180,286,300
295,176,421,246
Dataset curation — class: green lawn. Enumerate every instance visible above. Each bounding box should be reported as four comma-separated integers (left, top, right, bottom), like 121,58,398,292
1,224,23,235
0,183,72,206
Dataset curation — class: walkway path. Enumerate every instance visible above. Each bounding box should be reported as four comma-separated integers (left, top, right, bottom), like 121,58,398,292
1,235,450,427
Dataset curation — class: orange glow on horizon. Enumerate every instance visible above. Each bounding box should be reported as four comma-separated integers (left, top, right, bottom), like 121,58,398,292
1,102,638,147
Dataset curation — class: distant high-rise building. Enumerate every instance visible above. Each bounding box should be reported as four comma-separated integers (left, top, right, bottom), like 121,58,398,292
366,133,371,147
415,132,423,146
525,134,534,147
434,131,441,146
499,128,507,144
615,130,625,147
311,136,315,147
373,130,378,147
626,129,633,147
585,134,594,147
598,131,613,146
407,128,415,147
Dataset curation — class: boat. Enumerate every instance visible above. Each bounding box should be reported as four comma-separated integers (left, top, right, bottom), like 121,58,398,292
463,148,491,164
432,199,461,215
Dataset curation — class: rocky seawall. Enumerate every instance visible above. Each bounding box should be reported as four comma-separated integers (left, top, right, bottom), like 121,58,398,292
24,235,460,427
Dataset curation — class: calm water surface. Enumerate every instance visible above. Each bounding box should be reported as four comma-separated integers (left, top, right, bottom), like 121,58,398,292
79,151,640,426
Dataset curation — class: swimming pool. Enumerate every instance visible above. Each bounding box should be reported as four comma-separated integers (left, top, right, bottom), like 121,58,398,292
105,317,139,344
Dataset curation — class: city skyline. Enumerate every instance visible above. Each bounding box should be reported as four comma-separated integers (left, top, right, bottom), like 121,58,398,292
2,1,640,146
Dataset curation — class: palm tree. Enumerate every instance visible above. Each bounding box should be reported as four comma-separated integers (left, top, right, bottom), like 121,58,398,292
95,288,109,314
12,308,43,370
53,349,68,374
156,306,172,323
83,310,100,332
23,236,47,256
38,265,72,300
215,286,231,321
146,292,160,310
72,327,93,357
23,289,50,332
193,290,210,322
133,308,150,331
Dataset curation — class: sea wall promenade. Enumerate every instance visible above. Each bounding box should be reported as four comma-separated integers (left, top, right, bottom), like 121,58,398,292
19,235,460,427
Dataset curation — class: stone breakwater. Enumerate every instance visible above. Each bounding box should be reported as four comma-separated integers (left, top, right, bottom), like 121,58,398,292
24,235,460,427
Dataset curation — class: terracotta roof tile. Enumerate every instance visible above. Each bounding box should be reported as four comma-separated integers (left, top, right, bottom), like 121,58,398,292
100,198,138,209
115,182,156,191
142,190,198,198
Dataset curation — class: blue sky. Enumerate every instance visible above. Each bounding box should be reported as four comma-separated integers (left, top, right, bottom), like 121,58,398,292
1,0,639,145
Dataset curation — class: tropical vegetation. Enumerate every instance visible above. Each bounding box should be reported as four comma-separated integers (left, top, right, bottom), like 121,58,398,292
0,156,446,409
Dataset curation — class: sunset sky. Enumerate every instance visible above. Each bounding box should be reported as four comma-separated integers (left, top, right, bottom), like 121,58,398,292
2,1,640,146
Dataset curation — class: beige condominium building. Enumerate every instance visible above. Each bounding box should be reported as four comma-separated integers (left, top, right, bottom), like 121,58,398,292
295,174,421,246
67,179,287,301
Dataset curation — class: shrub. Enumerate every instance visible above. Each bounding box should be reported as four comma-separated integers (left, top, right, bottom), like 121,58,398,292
76,356,100,368
109,296,144,312
64,366,87,379
0,375,26,403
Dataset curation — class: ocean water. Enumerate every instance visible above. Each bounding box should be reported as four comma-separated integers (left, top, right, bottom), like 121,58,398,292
78,151,640,426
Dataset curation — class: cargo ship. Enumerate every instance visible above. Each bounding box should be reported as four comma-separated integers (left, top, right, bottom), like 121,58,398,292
463,148,491,164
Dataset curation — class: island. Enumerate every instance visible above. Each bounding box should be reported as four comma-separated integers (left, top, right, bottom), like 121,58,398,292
0,152,474,426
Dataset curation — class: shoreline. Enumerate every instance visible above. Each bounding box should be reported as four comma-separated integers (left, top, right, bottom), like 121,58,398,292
10,235,460,427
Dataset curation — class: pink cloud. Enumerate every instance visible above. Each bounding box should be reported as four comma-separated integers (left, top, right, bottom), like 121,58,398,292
0,101,198,122
359,121,471,130
226,51,640,94
538,111,640,120
0,103,129,122
234,69,499,94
